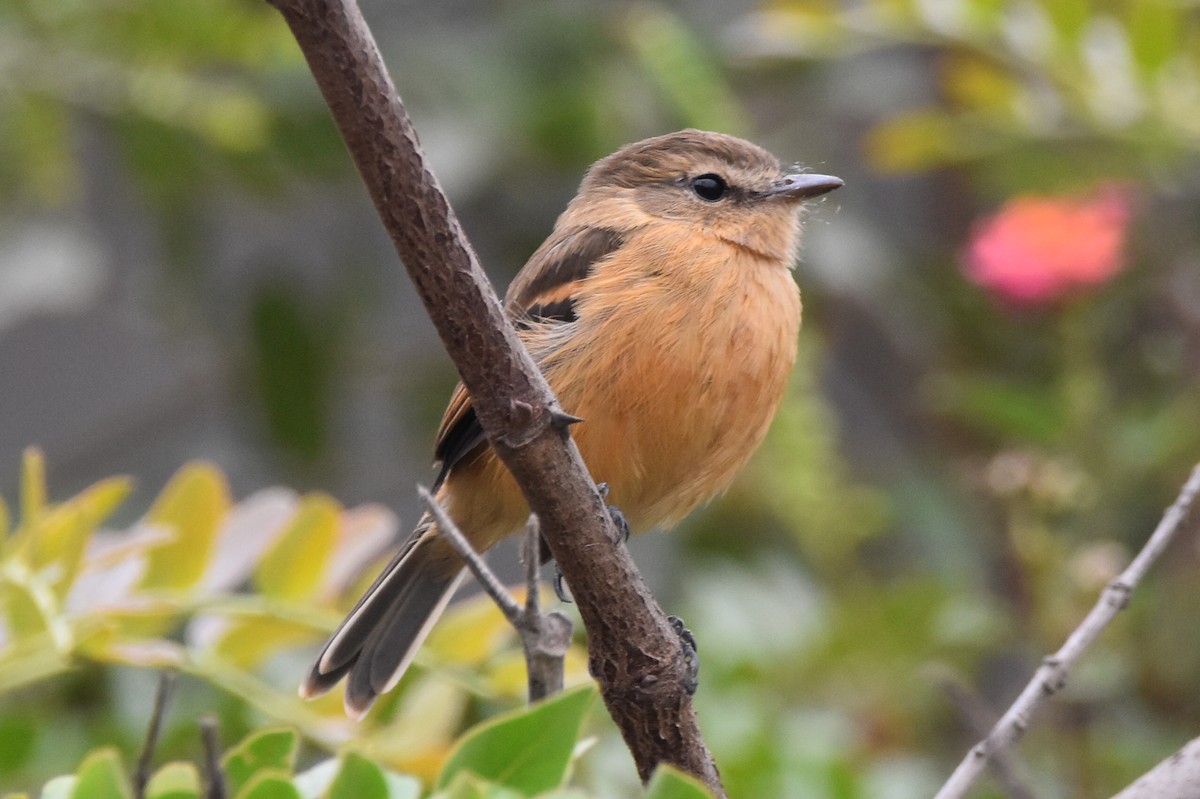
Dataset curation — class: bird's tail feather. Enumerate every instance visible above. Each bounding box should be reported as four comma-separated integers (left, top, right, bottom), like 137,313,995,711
300,520,464,718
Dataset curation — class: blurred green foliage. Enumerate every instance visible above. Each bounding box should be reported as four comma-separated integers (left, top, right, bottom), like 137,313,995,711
0,453,615,796
5,691,690,799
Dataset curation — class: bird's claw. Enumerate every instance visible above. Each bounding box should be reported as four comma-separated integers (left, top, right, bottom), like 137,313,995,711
553,567,573,603
595,482,631,543
667,615,700,695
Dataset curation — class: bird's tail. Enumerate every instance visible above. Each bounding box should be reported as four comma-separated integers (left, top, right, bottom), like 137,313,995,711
300,518,464,718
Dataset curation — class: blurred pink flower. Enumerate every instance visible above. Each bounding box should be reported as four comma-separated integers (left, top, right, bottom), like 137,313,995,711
964,187,1132,306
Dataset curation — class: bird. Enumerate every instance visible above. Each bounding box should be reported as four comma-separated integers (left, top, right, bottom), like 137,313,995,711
301,129,842,717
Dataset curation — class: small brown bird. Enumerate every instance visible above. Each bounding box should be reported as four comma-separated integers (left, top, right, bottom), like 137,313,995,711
302,130,842,716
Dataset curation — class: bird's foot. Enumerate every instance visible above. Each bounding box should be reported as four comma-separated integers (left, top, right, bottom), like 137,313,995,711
667,615,700,695
553,568,573,603
596,482,631,544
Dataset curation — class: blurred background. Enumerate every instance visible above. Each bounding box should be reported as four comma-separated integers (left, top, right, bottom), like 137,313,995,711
1,0,1199,796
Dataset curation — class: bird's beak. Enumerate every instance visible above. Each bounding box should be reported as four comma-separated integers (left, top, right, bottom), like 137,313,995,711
766,173,844,201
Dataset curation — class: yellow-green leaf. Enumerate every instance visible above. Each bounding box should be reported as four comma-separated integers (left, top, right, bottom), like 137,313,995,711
41,477,134,598
1127,0,1180,75
146,761,200,799
213,617,319,669
942,53,1018,113
425,591,518,667
70,748,132,799
31,506,86,572
255,493,339,601
0,582,49,641
19,447,46,533
865,111,982,172
141,463,230,591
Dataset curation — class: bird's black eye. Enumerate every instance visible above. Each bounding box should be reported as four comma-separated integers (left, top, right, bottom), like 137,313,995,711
690,173,727,202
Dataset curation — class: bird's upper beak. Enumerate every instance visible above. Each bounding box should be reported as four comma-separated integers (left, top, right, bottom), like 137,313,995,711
766,173,844,201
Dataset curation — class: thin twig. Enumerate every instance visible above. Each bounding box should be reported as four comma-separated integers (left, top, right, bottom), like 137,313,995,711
519,517,570,700
929,666,1037,799
199,716,227,799
134,671,176,799
417,485,523,625
524,517,541,618
934,464,1200,799
418,486,570,701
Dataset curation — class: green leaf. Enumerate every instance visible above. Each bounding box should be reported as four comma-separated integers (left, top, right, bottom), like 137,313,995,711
1127,0,1180,75
33,470,130,595
232,771,301,799
437,685,596,794
1037,0,1090,44
865,111,985,173
140,462,230,590
432,773,524,799
0,714,37,771
70,748,132,799
0,581,48,641
644,766,717,799
328,752,420,799
255,493,339,601
222,728,298,797
146,762,201,799
213,617,321,669
36,476,131,598
328,753,385,799
625,6,745,134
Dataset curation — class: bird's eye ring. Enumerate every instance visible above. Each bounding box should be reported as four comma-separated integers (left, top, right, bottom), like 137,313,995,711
690,173,727,202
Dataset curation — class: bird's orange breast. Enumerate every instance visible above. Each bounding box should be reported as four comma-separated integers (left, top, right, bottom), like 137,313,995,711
439,225,801,548
544,227,801,530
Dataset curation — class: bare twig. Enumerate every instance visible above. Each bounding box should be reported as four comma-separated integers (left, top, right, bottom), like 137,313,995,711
523,517,542,618
935,464,1200,799
518,518,572,701
418,485,523,624
134,671,176,799
929,666,1036,799
419,486,571,702
1111,735,1200,799
199,716,227,799
267,0,722,792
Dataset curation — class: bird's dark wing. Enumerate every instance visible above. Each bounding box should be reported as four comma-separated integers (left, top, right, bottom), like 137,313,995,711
431,226,626,488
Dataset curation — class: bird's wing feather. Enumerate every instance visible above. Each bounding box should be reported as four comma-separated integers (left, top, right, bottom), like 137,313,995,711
431,226,625,488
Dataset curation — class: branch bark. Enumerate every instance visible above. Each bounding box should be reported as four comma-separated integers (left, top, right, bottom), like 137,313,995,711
935,464,1200,799
266,0,724,793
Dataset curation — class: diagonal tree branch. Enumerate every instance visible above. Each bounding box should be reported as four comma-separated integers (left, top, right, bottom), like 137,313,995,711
934,463,1200,799
265,0,724,793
